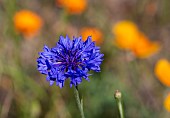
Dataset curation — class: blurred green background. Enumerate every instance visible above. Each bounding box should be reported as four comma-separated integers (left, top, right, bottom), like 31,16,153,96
1,0,170,118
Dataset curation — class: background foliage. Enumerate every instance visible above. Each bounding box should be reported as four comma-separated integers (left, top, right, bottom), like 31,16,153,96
0,0,170,118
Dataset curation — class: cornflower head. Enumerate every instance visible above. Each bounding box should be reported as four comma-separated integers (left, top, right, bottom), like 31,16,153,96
37,36,104,88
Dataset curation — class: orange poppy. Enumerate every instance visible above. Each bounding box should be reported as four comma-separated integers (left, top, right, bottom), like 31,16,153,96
155,59,170,87
132,32,160,58
14,10,43,38
164,93,170,112
56,0,87,14
112,20,160,58
80,27,103,45
112,21,139,50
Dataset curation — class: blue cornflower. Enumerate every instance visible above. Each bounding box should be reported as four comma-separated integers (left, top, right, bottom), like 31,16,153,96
37,35,104,88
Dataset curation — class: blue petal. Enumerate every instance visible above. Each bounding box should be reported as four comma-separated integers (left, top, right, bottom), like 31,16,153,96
50,80,55,86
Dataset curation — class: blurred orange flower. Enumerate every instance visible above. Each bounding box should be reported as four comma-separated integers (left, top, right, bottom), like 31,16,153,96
155,59,170,87
164,93,170,112
112,20,160,58
56,0,87,14
80,27,103,45
132,32,160,58
14,10,43,38
112,21,139,50
56,0,65,7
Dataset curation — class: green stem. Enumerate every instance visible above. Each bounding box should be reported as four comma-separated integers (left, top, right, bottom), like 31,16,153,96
114,90,124,118
74,86,85,118
117,99,124,118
